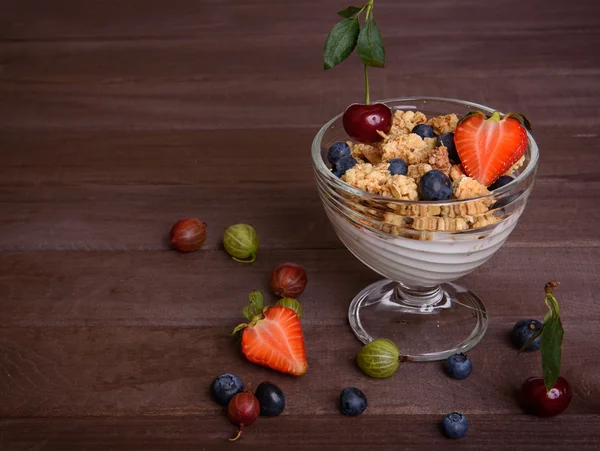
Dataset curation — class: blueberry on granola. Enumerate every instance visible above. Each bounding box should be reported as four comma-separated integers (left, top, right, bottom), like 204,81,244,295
388,158,408,176
488,175,514,191
327,142,352,165
412,124,435,139
419,170,452,201
437,133,459,163
333,156,357,178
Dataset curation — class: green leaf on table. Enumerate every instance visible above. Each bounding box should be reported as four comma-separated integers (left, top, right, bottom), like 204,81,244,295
324,17,360,70
337,5,364,18
357,17,385,68
541,316,564,391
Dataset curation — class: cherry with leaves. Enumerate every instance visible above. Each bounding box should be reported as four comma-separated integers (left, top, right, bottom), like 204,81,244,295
519,281,572,417
324,2,391,143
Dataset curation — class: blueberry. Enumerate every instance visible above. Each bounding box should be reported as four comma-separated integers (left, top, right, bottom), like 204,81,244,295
444,353,472,379
511,319,542,351
441,412,468,439
332,156,357,177
488,175,514,191
254,382,286,417
436,133,459,163
419,170,452,201
411,124,435,139
388,158,408,176
210,373,244,406
327,142,351,165
339,387,367,416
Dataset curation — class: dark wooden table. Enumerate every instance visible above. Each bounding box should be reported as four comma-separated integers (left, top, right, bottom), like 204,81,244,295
1,1,599,449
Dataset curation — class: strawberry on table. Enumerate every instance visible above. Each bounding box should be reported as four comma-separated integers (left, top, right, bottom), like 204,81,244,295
454,111,531,186
233,291,307,376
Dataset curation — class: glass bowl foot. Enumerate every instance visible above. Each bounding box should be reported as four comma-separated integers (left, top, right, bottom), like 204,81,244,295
348,279,488,361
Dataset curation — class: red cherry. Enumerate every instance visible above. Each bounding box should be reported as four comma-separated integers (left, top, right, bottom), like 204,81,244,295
343,103,392,143
520,376,572,417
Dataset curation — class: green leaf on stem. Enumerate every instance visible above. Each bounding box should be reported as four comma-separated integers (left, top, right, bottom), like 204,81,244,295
540,281,564,391
357,17,385,68
324,17,360,70
541,316,563,391
518,323,545,354
337,5,364,18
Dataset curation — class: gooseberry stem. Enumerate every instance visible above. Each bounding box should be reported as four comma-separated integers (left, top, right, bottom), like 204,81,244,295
229,425,244,442
232,251,257,264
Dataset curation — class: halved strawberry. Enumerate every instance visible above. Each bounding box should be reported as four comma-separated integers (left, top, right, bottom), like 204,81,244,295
454,111,530,186
233,291,307,376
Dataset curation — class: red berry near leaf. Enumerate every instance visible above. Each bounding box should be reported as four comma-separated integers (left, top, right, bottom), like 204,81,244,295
323,4,389,142
227,392,260,441
520,376,572,417
343,103,392,143
233,291,308,376
518,281,571,417
455,111,530,186
270,262,308,298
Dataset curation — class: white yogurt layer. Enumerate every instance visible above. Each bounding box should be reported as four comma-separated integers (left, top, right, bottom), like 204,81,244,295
325,205,521,286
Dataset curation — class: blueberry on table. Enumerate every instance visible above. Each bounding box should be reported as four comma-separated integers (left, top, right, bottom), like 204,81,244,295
441,412,468,439
333,156,357,177
339,387,367,416
511,319,542,351
444,353,472,379
436,133,459,163
488,175,515,191
254,382,286,417
419,170,452,201
210,373,244,406
388,158,408,176
327,142,352,165
411,124,435,139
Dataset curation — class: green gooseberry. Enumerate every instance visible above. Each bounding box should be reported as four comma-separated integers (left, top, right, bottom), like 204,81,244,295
223,224,260,263
357,338,400,379
276,297,302,318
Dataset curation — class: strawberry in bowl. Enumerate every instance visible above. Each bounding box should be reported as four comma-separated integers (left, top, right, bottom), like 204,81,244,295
455,111,531,186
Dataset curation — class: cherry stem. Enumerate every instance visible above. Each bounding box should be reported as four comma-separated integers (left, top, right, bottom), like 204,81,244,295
364,65,370,105
363,0,374,105
229,425,244,442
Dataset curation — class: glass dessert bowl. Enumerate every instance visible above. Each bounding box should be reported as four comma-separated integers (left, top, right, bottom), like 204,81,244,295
312,97,539,361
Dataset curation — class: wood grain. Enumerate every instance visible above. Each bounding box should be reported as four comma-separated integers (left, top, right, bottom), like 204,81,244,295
1,322,599,417
0,127,598,187
2,1,600,131
0,248,598,328
1,0,599,449
0,180,599,251
2,415,600,451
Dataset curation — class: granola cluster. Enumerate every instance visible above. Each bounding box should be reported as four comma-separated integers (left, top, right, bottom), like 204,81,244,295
338,110,525,235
